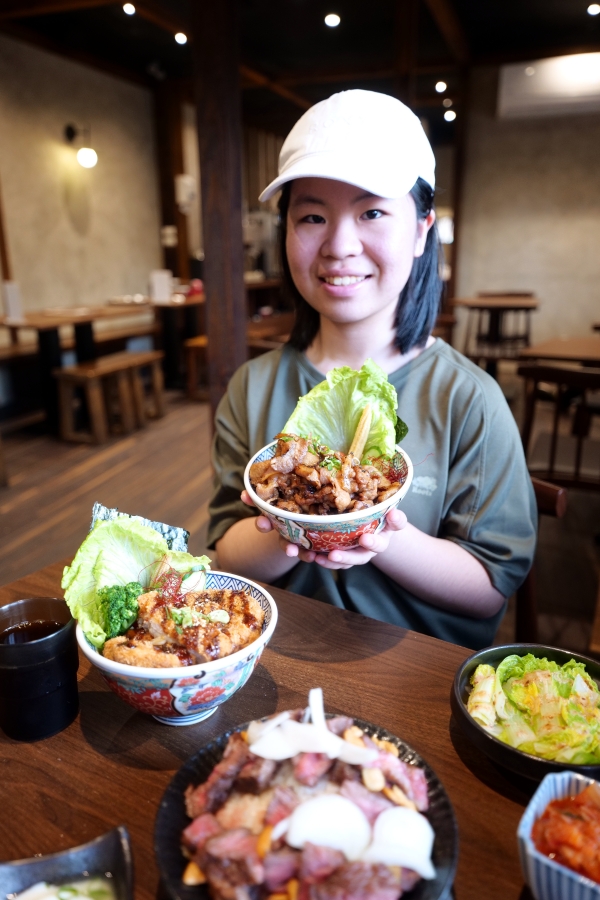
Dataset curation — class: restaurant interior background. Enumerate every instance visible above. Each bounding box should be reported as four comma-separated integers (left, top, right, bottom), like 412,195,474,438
0,0,599,653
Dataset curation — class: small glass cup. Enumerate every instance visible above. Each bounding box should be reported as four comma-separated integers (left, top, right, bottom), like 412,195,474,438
0,597,79,741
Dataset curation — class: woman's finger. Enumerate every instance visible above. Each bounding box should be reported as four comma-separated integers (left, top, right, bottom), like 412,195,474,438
359,530,391,553
384,508,407,531
255,515,274,533
241,490,256,507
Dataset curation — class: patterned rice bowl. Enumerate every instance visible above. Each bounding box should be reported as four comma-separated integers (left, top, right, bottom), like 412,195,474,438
517,771,600,900
76,571,278,726
244,440,413,553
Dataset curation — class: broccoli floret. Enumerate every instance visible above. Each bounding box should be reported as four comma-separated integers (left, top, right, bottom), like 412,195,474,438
97,582,143,639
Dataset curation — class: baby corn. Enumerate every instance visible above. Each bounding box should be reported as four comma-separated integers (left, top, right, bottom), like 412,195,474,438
348,404,372,460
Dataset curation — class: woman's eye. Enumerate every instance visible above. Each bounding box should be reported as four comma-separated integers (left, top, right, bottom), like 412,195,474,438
362,209,384,220
301,214,326,224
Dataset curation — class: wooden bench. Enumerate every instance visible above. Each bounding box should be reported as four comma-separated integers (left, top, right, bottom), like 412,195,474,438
53,350,165,443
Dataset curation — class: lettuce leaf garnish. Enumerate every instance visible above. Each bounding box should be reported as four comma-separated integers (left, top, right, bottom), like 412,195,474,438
62,518,210,648
283,359,407,463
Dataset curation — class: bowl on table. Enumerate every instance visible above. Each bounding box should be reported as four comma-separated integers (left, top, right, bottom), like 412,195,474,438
243,440,413,553
517,771,600,900
451,643,600,782
0,826,133,900
76,571,278,726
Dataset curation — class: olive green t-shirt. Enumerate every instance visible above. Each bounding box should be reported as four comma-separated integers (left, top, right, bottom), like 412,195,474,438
207,340,537,650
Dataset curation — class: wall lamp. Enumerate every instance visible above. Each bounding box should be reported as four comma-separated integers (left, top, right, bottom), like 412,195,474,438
64,123,98,168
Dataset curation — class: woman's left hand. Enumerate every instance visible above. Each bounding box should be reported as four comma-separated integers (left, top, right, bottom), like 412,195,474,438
283,507,408,569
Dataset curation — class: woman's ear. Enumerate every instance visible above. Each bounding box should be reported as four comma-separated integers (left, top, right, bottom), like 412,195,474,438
414,210,436,258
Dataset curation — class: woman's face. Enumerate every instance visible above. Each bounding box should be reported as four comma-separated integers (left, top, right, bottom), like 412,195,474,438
286,177,434,330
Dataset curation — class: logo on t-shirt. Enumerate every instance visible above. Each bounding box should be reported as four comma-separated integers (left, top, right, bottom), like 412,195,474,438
411,475,438,496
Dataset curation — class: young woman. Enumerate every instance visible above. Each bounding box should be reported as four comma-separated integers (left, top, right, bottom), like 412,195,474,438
207,90,536,649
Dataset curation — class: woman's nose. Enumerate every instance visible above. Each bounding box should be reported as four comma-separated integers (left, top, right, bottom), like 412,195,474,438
321,217,363,259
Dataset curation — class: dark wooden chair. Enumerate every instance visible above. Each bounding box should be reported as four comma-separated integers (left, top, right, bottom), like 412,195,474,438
518,363,600,489
515,476,567,643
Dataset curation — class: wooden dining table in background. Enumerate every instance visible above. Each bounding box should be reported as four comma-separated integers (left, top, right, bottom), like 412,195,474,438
519,335,600,366
0,560,537,900
0,305,157,431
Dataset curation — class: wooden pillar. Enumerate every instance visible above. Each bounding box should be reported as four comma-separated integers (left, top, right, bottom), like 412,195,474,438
447,65,469,305
394,0,419,107
191,0,247,414
153,80,191,282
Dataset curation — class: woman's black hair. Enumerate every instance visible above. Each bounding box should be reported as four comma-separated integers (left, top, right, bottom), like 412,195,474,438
278,177,442,354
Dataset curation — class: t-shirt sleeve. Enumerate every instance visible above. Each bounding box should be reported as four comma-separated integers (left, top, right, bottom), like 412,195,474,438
207,365,257,550
441,379,537,599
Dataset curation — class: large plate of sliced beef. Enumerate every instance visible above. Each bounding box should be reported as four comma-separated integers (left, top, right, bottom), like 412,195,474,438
154,716,458,900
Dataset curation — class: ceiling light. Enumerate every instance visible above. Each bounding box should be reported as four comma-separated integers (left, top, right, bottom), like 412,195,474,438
76,147,98,168
435,81,447,93
525,66,535,76
588,3,600,14
444,110,457,122
442,98,453,107
325,13,341,27
123,3,135,14
175,32,187,44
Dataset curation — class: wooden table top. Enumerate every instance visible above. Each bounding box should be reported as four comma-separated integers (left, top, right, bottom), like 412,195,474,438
519,335,600,364
453,296,539,311
0,305,154,331
0,562,536,900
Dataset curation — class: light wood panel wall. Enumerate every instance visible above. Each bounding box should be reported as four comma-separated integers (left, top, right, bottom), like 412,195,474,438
242,127,284,212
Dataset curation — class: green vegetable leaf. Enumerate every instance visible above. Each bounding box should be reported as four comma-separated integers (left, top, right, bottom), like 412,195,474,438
395,416,409,444
62,518,211,648
283,359,404,462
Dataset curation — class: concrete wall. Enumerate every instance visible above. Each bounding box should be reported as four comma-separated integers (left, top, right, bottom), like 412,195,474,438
456,65,600,344
0,33,162,314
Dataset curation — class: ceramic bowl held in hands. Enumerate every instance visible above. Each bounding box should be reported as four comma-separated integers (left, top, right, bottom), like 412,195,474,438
77,571,278,726
244,441,413,553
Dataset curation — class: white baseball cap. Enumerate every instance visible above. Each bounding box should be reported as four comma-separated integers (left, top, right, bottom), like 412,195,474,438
259,89,435,203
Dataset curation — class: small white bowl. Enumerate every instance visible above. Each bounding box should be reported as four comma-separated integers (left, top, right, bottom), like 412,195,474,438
77,571,278,726
517,771,600,900
244,441,413,552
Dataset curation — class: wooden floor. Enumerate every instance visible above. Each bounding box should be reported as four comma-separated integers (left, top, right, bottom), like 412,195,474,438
0,393,213,585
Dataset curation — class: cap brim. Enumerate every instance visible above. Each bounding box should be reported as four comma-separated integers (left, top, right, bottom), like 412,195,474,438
259,152,424,203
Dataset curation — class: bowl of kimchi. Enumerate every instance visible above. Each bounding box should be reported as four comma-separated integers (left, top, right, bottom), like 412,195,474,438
517,771,600,900
244,439,413,554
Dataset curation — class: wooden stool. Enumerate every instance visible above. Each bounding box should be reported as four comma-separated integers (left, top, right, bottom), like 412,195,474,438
53,350,165,443
185,334,208,400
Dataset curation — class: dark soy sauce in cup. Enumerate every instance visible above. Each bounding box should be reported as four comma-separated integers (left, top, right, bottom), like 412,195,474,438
0,620,63,645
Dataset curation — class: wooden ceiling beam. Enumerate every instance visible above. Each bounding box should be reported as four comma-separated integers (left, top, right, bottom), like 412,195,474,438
135,1,311,110
134,0,187,37
244,61,459,90
0,0,112,20
422,0,469,65
239,64,311,110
